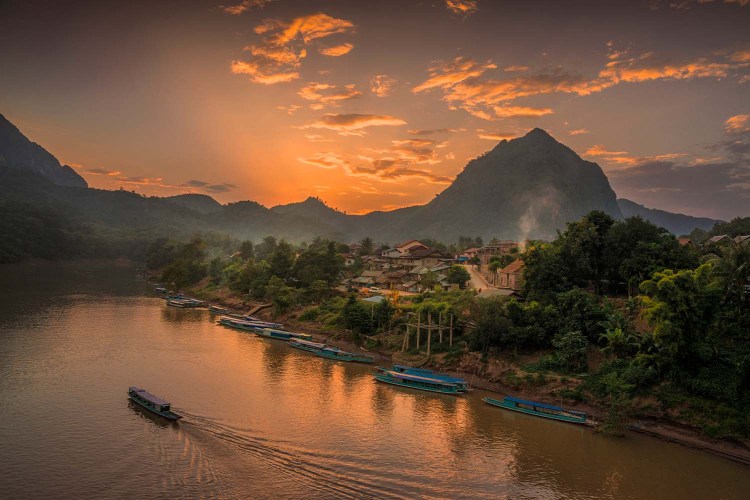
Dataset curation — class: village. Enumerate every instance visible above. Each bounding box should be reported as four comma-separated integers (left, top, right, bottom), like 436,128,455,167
340,238,527,299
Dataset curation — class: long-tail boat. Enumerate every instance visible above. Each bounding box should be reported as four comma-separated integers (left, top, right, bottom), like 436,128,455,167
289,339,375,363
218,317,283,331
391,365,469,392
482,396,587,425
373,367,465,395
254,328,312,342
128,387,182,420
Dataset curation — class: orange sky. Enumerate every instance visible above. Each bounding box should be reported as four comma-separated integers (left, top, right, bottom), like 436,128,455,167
0,0,748,218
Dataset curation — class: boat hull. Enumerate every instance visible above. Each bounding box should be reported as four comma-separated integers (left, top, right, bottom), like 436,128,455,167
482,397,586,425
128,395,182,420
290,342,374,363
374,373,462,395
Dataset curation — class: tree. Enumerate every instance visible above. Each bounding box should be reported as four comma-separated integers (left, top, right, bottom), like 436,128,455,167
552,330,589,372
269,240,295,282
239,240,255,260
208,257,224,285
358,236,374,257
342,294,372,339
447,265,471,288
310,279,328,303
420,271,439,290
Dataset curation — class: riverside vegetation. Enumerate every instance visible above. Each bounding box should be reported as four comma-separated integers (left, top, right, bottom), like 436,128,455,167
146,212,750,442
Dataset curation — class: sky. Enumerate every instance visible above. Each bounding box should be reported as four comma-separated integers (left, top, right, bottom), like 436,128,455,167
0,0,748,219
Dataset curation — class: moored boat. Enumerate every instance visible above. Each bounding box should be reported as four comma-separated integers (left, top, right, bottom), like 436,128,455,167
255,328,312,342
482,396,587,425
391,365,469,391
154,286,167,294
374,367,464,394
289,339,375,363
128,387,182,420
208,305,230,314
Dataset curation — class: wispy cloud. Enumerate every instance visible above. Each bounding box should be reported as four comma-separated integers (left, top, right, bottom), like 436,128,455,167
569,128,589,135
476,130,518,141
504,65,529,72
297,82,362,109
319,43,354,56
445,0,479,16
348,157,453,184
277,104,302,115
180,179,238,193
725,114,749,134
370,75,397,97
302,113,406,135
298,152,349,169
408,128,456,135
86,168,122,176
231,13,355,84
413,48,749,120
220,0,272,15
304,133,333,142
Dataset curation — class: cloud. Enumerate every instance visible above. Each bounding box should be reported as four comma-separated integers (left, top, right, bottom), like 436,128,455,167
348,157,453,184
408,128,456,135
231,13,355,85
297,82,361,109
118,176,165,185
476,130,518,141
584,144,629,156
302,113,406,135
304,134,333,142
319,43,354,56
180,179,237,193
220,0,272,15
298,152,350,169
413,48,749,120
725,114,750,134
492,105,553,118
504,65,529,72
445,0,479,16
86,168,122,176
370,75,397,97
277,104,302,114
569,128,589,135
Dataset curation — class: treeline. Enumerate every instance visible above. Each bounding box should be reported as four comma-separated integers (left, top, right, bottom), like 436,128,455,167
469,212,749,436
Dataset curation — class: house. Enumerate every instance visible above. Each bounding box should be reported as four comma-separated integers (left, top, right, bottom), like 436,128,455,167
706,235,733,245
677,237,693,247
477,241,519,266
734,235,750,245
342,253,357,267
396,248,453,268
497,260,525,291
381,239,428,258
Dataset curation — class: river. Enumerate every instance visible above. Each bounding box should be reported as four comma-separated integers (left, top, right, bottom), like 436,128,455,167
0,261,747,499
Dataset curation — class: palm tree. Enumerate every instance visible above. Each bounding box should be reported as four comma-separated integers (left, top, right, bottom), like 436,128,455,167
599,327,638,359
705,242,749,314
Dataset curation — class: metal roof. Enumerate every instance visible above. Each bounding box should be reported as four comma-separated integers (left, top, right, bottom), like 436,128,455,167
130,387,170,406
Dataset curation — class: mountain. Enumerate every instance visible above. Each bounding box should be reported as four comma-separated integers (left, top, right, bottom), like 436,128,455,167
0,113,87,188
617,198,721,235
164,193,223,214
365,128,622,242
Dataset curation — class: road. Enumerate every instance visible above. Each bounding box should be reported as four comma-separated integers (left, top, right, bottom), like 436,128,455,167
463,264,492,291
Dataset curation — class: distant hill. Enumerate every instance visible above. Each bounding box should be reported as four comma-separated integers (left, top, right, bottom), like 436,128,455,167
164,193,223,214
617,198,721,236
365,128,622,242
0,113,734,249
0,113,87,188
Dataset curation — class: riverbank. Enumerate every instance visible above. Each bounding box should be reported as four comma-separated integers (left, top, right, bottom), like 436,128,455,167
164,277,750,466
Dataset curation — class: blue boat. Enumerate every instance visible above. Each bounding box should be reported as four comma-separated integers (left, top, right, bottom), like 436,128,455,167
391,365,469,392
218,316,283,330
254,328,312,342
483,396,587,425
128,387,182,420
374,367,464,395
289,339,375,363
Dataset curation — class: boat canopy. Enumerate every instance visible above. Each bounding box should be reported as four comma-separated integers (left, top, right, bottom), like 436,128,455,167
130,387,170,407
292,339,326,349
387,370,458,386
505,396,564,412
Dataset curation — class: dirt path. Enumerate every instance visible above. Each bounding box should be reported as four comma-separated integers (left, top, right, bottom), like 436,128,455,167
463,264,491,290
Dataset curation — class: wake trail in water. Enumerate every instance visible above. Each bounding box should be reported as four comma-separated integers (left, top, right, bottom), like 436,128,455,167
178,411,439,499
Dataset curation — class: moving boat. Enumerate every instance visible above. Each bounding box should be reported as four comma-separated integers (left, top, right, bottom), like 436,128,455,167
128,387,182,420
391,365,469,392
482,396,587,425
374,367,465,394
254,328,312,342
289,339,375,363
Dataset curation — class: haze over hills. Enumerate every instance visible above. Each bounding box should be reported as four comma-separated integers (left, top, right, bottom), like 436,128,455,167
0,114,728,244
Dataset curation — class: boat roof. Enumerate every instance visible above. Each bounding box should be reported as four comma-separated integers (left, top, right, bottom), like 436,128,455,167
292,339,326,349
505,396,564,412
394,365,467,384
386,370,458,386
130,387,170,406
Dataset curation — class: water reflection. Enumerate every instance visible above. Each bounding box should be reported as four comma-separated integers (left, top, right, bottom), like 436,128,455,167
1,261,749,500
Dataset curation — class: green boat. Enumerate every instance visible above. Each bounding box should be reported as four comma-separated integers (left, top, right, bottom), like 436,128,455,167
255,328,312,342
483,396,587,425
374,368,464,395
289,339,375,363
128,387,182,420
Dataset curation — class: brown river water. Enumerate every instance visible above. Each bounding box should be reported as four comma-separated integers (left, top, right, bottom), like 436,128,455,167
0,261,748,499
